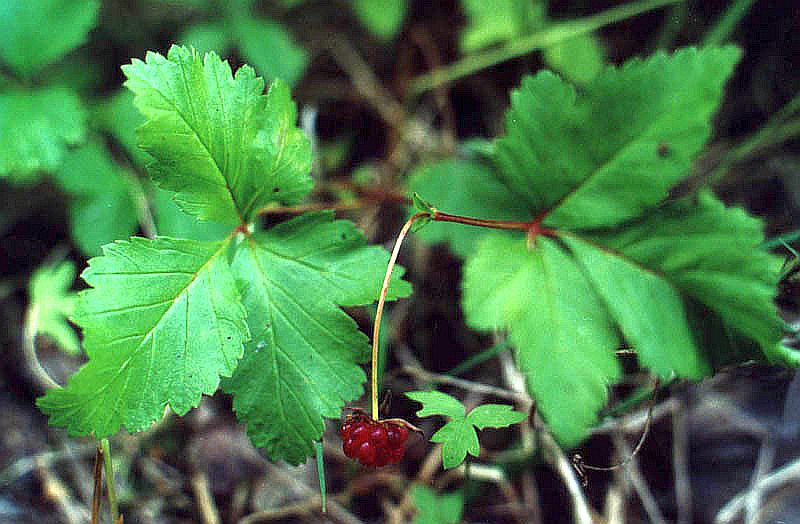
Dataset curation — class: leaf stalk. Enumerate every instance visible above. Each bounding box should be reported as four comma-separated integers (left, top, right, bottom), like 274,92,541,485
371,209,557,419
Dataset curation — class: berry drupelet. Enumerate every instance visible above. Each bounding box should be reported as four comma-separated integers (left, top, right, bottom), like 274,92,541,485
340,412,410,467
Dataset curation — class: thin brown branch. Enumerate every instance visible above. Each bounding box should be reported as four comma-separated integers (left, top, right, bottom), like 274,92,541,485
538,420,594,524
716,456,800,523
673,400,692,524
400,365,527,404
613,433,667,524
191,472,221,524
91,446,103,524
37,459,89,524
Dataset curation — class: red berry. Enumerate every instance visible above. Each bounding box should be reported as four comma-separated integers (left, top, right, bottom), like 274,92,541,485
340,413,411,467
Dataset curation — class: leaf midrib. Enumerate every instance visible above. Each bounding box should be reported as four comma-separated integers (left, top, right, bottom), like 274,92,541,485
145,53,244,224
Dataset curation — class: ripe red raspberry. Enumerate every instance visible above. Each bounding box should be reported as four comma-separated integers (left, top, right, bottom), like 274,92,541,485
340,412,410,468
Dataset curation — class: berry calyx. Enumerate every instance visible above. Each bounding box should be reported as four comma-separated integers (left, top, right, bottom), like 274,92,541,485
340,411,414,468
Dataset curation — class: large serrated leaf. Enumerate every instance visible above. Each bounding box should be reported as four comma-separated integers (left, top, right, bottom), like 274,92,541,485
123,45,312,225
37,237,249,437
562,235,710,380
586,191,795,367
462,234,621,446
495,46,741,230
224,212,411,464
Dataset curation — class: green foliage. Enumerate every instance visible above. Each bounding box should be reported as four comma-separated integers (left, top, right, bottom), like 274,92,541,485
542,34,606,85
224,212,411,464
460,0,542,53
37,237,250,437
496,46,742,230
352,0,408,40
462,236,621,446
233,18,309,87
0,88,87,180
94,91,150,167
38,47,409,464
413,46,796,446
411,485,464,524
581,191,795,367
0,0,100,78
406,391,526,469
28,261,80,355
407,159,530,257
153,188,231,241
123,45,312,225
52,143,139,255
459,0,605,84
176,3,309,86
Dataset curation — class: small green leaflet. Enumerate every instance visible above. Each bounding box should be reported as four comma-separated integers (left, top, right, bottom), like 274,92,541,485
37,237,250,437
0,88,87,180
411,484,464,524
0,0,100,78
414,46,796,446
352,0,408,41
224,212,412,464
51,142,139,256
459,0,542,53
28,261,80,355
406,390,527,469
233,17,309,87
123,45,312,225
459,0,604,84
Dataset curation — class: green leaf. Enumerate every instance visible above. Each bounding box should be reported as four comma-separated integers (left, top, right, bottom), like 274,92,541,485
405,390,465,419
407,159,531,257
94,91,149,167
407,390,526,468
233,18,309,87
562,235,710,380
153,188,231,241
462,234,621,446
37,237,249,437
123,45,312,225
0,0,100,77
0,88,87,180
352,0,408,41
28,261,80,355
459,0,543,53
431,418,479,469
495,46,741,230
412,485,463,524
542,34,606,85
223,212,411,464
466,403,527,429
51,142,139,256
179,22,231,54
585,191,794,367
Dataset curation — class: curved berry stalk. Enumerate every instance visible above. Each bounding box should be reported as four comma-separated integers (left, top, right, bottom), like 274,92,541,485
342,206,553,466
338,213,428,466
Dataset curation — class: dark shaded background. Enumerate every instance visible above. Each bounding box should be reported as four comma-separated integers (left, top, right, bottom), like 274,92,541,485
2,1,799,523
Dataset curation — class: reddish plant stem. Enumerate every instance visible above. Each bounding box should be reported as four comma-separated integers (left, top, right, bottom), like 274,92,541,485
372,212,430,419
370,208,558,420
432,210,556,238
